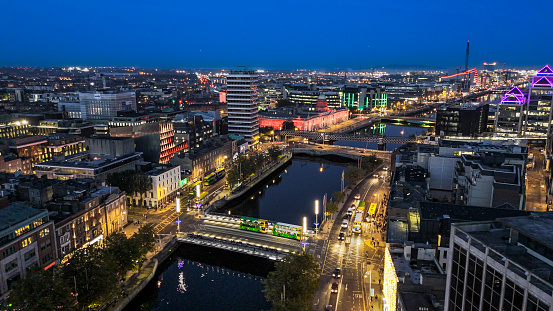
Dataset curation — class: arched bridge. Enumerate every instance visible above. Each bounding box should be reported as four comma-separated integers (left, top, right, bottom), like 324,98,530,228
279,130,417,144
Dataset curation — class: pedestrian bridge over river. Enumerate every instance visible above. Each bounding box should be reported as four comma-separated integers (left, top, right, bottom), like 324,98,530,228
176,214,306,261
280,130,417,144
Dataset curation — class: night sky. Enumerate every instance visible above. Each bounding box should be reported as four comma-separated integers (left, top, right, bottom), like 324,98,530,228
1,0,551,69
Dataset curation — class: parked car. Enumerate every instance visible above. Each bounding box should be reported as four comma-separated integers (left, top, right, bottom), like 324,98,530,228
331,282,339,293
338,233,345,240
354,194,361,200
341,220,349,229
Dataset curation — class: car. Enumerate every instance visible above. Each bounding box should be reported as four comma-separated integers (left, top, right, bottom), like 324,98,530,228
332,268,341,278
346,208,353,216
318,146,324,149
354,194,361,200
325,305,332,311
331,282,338,293
341,220,349,229
342,214,351,220
338,233,345,241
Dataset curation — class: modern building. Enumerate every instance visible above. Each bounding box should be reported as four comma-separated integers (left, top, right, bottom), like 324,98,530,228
494,86,526,137
173,113,214,151
524,65,553,138
341,85,388,112
77,90,137,120
34,152,143,180
435,103,489,137
0,120,30,140
453,152,526,209
0,203,57,302
85,136,135,160
226,70,260,144
446,214,553,311
284,84,341,110
129,163,181,209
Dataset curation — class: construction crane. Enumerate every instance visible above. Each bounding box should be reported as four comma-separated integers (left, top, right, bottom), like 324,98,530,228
440,68,481,86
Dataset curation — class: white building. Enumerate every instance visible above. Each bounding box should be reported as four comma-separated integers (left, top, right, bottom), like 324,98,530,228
77,91,137,120
130,164,181,209
226,70,260,145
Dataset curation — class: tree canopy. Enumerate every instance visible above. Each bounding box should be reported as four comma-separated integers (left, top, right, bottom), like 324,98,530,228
344,165,364,183
263,252,321,311
106,170,152,206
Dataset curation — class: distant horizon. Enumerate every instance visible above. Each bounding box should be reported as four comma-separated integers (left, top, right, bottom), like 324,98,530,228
2,1,551,70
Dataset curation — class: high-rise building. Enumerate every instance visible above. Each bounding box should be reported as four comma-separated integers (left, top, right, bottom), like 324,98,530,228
446,215,553,311
494,86,526,137
77,91,137,120
524,65,553,137
226,70,259,144
436,103,489,137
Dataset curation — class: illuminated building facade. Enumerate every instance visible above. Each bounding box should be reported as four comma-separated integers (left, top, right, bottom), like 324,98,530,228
524,65,553,137
341,85,388,112
77,91,137,120
226,70,260,144
0,203,56,302
446,216,553,311
259,106,349,131
0,120,30,140
129,164,181,208
494,86,526,137
435,103,489,137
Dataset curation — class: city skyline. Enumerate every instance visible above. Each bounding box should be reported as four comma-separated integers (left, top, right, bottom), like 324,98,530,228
2,0,552,70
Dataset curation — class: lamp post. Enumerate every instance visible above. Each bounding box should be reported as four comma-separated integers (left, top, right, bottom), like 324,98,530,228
314,200,319,235
302,216,307,252
176,197,181,233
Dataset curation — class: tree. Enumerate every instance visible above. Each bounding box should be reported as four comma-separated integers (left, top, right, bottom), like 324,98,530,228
268,146,282,161
130,224,156,271
7,267,73,311
344,166,364,183
332,191,345,203
134,172,153,207
360,154,383,172
263,252,321,311
106,170,136,195
325,200,338,215
276,99,293,108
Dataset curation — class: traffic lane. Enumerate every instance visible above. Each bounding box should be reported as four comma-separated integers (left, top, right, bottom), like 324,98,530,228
338,234,364,311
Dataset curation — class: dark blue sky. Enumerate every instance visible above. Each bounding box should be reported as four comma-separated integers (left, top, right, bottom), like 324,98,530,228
1,0,551,70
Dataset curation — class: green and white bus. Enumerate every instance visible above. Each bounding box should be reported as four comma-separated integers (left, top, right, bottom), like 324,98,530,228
240,217,268,233
272,223,302,240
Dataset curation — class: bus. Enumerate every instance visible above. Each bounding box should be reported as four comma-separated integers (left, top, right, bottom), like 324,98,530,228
204,173,217,186
368,203,377,220
272,223,302,240
240,217,268,233
357,202,365,215
194,191,209,205
352,213,363,234
215,167,225,179
189,180,202,195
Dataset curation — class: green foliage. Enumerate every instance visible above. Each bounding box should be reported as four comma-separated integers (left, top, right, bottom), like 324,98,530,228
344,165,364,183
276,99,293,108
7,267,73,311
106,170,152,206
360,154,383,172
332,191,345,203
325,200,338,215
7,225,158,310
263,252,321,311
267,146,282,161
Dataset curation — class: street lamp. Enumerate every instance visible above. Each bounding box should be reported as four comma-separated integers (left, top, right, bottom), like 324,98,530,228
176,197,181,234
314,200,319,235
302,216,307,252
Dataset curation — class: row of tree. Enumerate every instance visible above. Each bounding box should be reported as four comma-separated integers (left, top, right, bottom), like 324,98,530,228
226,147,282,188
5,225,156,311
105,170,152,207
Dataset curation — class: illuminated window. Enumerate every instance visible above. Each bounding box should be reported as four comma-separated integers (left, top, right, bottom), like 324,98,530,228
21,236,34,248
39,228,50,238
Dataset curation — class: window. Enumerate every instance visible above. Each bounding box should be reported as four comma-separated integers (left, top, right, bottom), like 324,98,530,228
21,237,34,248
5,258,18,273
41,252,53,264
2,246,16,258
39,228,50,238
40,240,51,251
24,249,36,261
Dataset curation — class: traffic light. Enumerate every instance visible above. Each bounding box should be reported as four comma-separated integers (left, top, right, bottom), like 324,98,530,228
172,100,176,103
179,100,183,104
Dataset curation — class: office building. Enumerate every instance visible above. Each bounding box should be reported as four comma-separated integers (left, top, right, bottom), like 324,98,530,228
494,86,526,137
173,113,214,151
85,136,135,159
34,152,143,180
259,105,349,131
435,103,489,137
341,85,387,112
129,163,181,208
226,70,260,144
524,65,553,137
77,91,137,120
0,203,57,302
284,84,341,110
446,214,553,311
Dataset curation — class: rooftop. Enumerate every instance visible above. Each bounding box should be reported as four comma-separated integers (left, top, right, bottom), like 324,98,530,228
418,202,529,221
0,202,47,232
497,214,553,250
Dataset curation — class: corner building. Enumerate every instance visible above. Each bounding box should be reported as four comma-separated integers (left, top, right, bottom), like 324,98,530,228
446,215,553,311
226,70,259,145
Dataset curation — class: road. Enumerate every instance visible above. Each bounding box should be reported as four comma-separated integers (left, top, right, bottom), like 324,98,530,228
313,167,390,311
526,148,548,212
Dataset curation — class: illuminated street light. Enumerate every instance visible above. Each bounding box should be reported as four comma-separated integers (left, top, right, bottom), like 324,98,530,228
302,216,307,252
314,200,319,235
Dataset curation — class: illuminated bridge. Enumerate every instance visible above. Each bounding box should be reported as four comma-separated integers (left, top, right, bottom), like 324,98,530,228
176,214,307,261
279,130,417,144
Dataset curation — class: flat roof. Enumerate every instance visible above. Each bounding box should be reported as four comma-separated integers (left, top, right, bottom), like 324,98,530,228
497,214,553,250
0,203,47,233
419,202,529,221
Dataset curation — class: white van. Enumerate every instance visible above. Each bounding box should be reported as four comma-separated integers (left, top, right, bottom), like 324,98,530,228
354,194,361,200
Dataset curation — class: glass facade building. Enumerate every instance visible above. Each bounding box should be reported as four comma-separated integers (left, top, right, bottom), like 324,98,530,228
226,70,260,144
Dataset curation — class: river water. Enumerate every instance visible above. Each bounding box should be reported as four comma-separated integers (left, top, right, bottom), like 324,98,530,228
127,159,351,310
